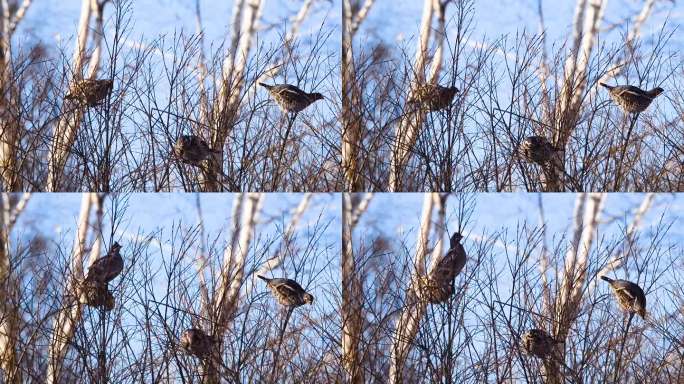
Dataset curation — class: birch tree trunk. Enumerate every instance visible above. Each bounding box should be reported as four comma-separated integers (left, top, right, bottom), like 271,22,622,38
389,193,447,382
0,0,32,191
545,193,606,382
388,0,447,191
342,0,374,191
205,193,263,383
341,193,366,383
46,0,106,191
0,192,30,384
46,193,104,383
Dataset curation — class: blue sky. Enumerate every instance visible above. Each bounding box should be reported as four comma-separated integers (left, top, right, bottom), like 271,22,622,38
361,0,682,48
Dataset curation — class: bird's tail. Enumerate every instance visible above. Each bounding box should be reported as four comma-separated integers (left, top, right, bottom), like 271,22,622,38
599,275,613,283
256,275,269,282
598,82,611,89
258,82,272,90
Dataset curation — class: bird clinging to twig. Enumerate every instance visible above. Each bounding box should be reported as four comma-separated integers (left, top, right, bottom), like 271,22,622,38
419,232,467,304
180,328,214,359
85,242,123,285
65,79,113,107
521,329,558,359
600,276,647,319
257,275,314,308
258,83,324,114
517,136,559,166
408,83,459,112
173,135,220,166
599,83,663,114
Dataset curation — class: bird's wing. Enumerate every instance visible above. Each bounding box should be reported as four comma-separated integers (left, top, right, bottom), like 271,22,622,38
276,85,306,97
276,280,305,296
615,286,636,300
617,86,647,98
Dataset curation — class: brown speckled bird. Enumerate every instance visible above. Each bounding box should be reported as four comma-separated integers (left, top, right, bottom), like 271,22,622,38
521,329,557,359
600,276,647,319
418,275,454,303
518,136,558,166
85,242,123,285
410,84,459,111
600,83,663,113
419,232,467,304
173,135,219,166
180,328,214,359
258,83,324,113
257,275,314,307
65,79,113,107
80,281,115,311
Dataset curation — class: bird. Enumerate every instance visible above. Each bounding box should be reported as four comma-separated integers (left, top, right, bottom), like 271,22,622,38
173,135,220,166
180,328,214,359
80,281,115,311
419,232,467,304
600,276,647,319
65,79,113,107
257,275,314,307
599,83,663,113
518,136,558,166
417,275,454,304
521,329,558,359
85,242,123,285
409,83,459,111
258,82,324,113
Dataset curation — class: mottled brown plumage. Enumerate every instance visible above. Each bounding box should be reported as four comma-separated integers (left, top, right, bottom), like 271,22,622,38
80,281,115,311
85,242,123,285
65,79,113,107
521,329,557,359
259,83,324,113
173,135,219,166
518,136,558,166
180,328,214,359
600,83,663,113
600,276,647,319
257,275,314,307
419,232,467,304
410,84,459,111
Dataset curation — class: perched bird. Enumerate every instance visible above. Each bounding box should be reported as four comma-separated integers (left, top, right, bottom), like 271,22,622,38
258,82,324,113
518,136,558,166
173,135,219,166
85,242,123,285
600,276,647,319
65,79,113,107
409,84,459,111
521,329,557,359
257,275,314,307
180,328,214,359
599,83,663,113
419,232,467,304
80,281,115,311
417,275,454,304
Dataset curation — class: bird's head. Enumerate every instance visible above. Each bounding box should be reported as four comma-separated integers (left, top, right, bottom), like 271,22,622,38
450,232,463,247
650,87,664,97
310,93,324,101
447,86,459,96
303,293,314,305
111,242,121,252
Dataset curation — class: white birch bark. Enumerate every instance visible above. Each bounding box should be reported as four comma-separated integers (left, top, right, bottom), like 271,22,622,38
389,193,441,382
46,193,102,383
46,0,106,191
388,0,446,191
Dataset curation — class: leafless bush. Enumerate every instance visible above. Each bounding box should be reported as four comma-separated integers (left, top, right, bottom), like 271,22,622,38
343,0,683,192
1,0,340,192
